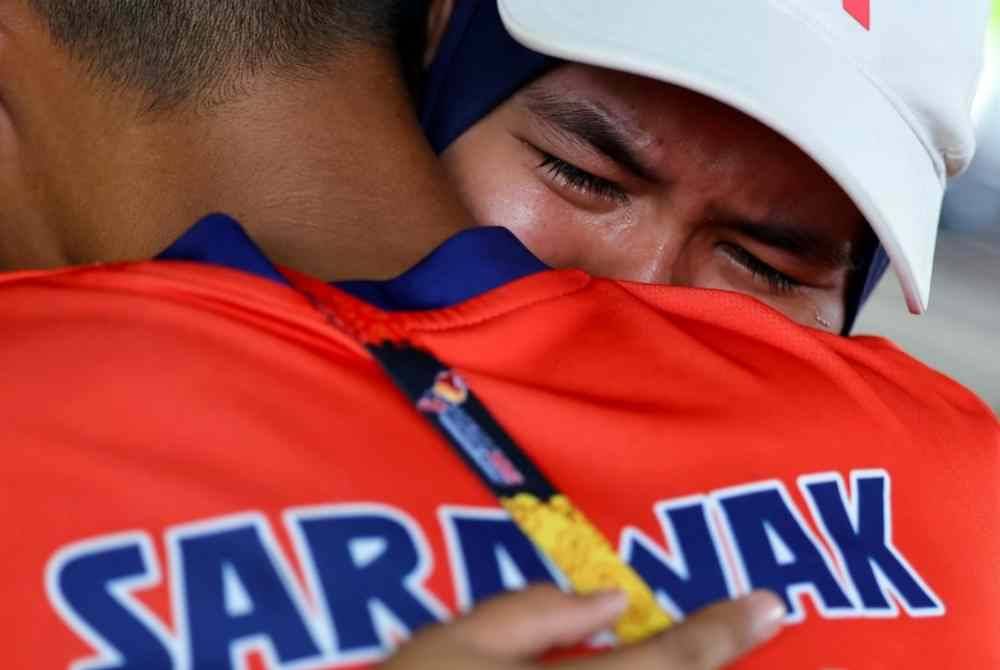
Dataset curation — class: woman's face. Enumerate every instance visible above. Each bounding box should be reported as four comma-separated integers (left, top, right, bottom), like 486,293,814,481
439,64,869,332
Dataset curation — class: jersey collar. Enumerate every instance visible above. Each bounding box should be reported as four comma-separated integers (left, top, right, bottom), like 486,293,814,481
157,213,549,311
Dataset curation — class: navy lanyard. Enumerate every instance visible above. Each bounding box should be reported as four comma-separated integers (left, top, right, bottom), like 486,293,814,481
368,342,556,500
303,288,672,643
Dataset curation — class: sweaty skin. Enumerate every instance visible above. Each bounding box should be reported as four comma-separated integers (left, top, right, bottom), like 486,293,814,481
0,4,468,281
439,65,869,332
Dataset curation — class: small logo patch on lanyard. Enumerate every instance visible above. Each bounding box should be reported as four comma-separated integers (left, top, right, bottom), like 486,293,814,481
418,370,527,487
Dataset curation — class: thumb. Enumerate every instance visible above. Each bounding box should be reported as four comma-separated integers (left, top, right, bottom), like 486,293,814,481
454,585,628,659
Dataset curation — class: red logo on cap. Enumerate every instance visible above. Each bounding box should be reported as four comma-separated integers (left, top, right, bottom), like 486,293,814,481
843,0,871,30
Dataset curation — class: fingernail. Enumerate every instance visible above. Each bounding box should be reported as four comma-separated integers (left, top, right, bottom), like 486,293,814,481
743,590,786,643
584,589,629,617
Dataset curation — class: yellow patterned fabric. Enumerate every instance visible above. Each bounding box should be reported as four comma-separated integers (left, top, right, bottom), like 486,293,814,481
501,493,672,643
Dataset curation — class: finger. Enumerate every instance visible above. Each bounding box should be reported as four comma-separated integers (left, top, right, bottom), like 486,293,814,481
451,585,629,659
564,591,786,670
655,591,785,669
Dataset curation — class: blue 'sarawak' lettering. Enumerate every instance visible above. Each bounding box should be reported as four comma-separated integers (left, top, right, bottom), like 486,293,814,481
290,506,446,656
46,534,173,670
46,471,945,669
439,508,560,610
172,519,323,670
622,497,732,619
801,470,944,616
716,483,856,620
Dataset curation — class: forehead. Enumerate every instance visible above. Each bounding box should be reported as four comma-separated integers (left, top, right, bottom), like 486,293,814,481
516,63,869,258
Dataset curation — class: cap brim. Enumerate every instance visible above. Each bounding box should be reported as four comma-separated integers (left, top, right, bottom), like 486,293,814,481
499,0,943,313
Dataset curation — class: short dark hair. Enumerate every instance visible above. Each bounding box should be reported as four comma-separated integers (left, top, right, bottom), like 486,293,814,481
27,0,428,110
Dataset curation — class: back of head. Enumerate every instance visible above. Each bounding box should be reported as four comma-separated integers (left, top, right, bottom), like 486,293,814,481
26,0,428,110
4,0,454,276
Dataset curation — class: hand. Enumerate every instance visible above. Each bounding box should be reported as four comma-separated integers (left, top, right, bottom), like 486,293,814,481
381,585,786,670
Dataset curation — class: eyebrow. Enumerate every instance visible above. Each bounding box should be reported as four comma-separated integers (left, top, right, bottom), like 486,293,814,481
716,213,859,270
522,86,862,271
520,87,660,183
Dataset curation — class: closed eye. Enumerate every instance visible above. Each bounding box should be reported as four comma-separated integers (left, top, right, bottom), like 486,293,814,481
718,242,804,295
536,151,630,206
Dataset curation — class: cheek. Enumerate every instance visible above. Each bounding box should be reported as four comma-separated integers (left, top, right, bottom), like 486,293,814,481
808,292,847,333
439,136,592,268
684,245,847,332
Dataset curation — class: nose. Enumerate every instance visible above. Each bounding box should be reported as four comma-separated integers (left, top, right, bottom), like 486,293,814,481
626,199,704,286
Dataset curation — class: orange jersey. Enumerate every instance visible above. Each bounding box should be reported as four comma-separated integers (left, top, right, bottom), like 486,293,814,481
3,251,998,668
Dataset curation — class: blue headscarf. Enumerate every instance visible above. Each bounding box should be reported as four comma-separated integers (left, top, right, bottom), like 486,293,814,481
419,0,552,154
419,0,888,333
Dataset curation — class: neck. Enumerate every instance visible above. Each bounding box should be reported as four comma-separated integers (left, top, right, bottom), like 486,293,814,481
0,47,469,279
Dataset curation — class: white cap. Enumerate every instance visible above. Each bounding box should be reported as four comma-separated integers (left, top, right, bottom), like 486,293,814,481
498,0,991,313
943,33,1000,232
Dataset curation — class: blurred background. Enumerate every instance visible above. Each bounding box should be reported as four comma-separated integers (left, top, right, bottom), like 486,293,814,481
855,0,1000,413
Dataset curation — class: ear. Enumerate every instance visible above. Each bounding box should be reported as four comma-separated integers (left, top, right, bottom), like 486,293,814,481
423,0,456,68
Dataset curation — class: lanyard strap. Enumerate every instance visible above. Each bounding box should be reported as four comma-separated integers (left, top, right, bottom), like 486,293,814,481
366,341,672,643
295,281,671,643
